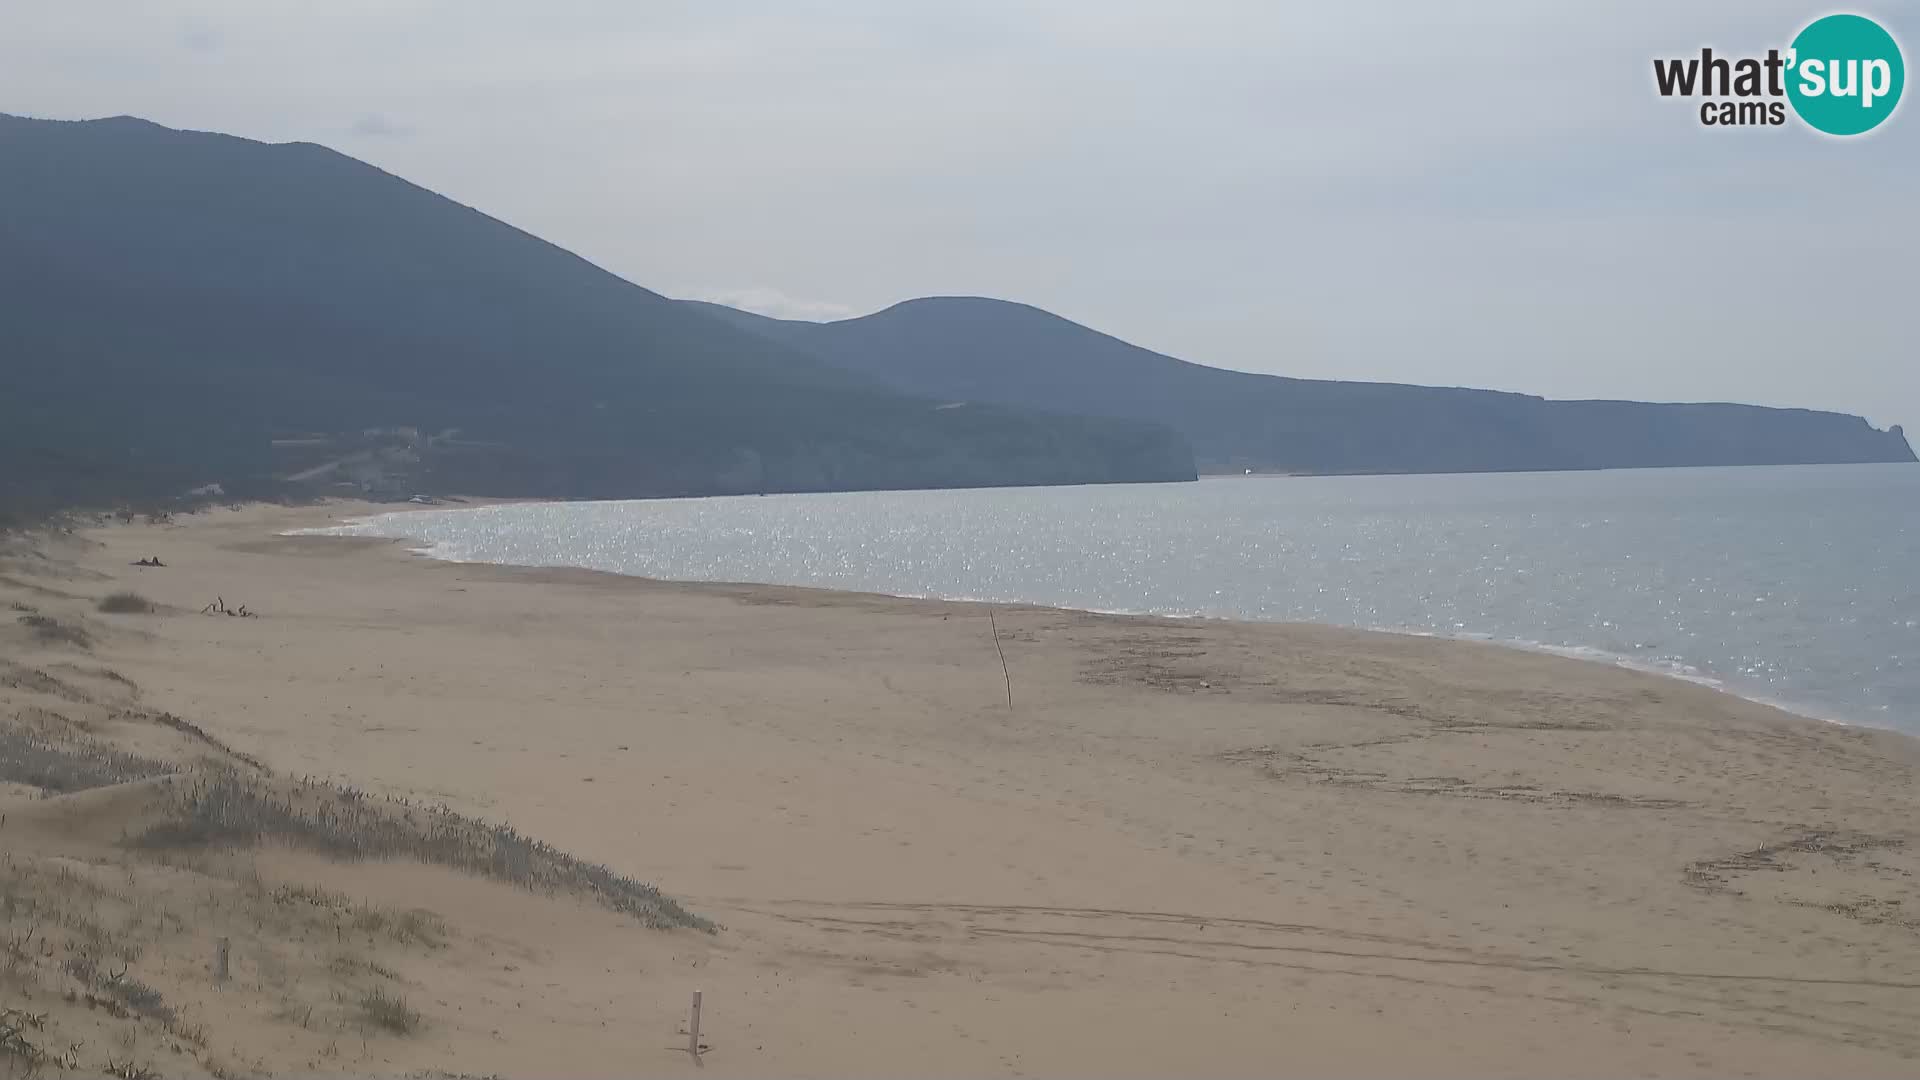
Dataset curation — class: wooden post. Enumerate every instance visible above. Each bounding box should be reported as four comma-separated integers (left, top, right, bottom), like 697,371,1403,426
688,990,703,1058
213,936,230,982
989,608,1013,711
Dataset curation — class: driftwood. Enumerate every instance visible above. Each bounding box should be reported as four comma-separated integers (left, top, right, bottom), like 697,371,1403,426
988,607,1013,711
200,596,258,618
0,1006,54,1073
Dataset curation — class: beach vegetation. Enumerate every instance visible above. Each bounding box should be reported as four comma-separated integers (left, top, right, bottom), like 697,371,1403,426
131,774,712,930
356,987,421,1035
0,727,177,793
16,613,91,648
97,591,158,614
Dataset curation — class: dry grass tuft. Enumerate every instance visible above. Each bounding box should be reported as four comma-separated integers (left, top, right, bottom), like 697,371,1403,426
100,971,176,1024
356,987,420,1035
271,882,350,909
96,591,158,615
351,905,447,947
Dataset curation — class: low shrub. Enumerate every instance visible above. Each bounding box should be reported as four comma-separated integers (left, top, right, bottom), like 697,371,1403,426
96,592,157,615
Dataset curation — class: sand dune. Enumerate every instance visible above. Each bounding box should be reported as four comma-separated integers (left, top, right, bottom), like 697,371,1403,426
3,501,1917,1077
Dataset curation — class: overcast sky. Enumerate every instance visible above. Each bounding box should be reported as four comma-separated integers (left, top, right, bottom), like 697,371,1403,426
4,2,1916,431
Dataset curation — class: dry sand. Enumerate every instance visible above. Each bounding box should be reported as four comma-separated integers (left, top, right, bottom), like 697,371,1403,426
3,500,1918,1077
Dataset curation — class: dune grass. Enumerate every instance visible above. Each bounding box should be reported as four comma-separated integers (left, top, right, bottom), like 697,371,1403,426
356,987,421,1035
131,775,712,931
0,727,177,793
16,614,91,648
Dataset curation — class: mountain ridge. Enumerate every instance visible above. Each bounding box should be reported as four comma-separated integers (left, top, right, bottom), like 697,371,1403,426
3,109,1905,525
0,113,1195,517
682,296,1915,475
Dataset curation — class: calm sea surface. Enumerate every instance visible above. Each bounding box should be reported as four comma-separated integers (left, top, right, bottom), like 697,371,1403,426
315,464,1920,734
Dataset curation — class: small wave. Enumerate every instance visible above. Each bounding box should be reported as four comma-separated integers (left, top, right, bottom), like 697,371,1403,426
283,516,379,536
1431,634,1852,726
286,506,1878,732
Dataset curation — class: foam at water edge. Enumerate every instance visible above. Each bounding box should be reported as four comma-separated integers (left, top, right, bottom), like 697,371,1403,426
286,507,1868,731
283,512,454,561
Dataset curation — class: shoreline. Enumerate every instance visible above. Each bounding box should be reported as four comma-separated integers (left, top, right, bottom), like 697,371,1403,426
303,498,1891,737
6,500,1920,1076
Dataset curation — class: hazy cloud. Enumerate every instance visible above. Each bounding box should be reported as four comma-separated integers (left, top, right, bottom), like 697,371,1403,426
348,113,412,138
683,287,862,323
176,19,220,53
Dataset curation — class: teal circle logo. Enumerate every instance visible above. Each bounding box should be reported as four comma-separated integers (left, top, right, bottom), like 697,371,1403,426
1786,14,1905,135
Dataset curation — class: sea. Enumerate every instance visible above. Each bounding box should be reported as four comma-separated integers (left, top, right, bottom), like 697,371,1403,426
309,463,1920,735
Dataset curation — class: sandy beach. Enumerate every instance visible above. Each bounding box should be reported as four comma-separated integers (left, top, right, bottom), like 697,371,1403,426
4,500,1918,1078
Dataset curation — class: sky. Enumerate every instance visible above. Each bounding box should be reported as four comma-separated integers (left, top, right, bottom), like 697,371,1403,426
3,2,1916,432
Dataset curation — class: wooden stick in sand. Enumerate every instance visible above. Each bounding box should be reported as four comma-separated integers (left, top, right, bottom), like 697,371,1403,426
989,607,1014,711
